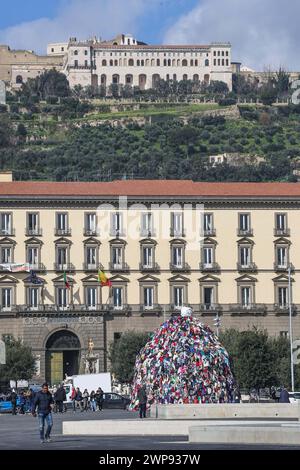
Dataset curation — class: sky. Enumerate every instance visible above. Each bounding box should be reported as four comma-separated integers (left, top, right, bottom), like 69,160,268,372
0,0,299,71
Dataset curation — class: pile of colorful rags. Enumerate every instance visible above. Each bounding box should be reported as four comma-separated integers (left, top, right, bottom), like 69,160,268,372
130,312,235,408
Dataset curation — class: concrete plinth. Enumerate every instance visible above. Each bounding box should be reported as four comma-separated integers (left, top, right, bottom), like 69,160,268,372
150,404,300,420
189,424,300,446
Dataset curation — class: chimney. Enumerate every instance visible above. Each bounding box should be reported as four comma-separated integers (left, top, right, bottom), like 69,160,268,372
0,171,13,182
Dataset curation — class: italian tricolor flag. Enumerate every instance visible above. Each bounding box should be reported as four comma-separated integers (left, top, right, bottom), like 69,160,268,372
63,271,71,289
98,270,112,287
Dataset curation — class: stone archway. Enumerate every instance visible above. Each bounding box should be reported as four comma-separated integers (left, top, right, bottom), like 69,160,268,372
45,330,81,385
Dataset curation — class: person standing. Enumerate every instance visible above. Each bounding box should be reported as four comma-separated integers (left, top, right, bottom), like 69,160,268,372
82,389,89,412
32,383,54,443
137,384,147,419
54,384,66,413
71,385,76,412
90,390,96,412
10,389,17,415
279,386,290,403
95,387,104,411
74,387,83,412
19,391,26,414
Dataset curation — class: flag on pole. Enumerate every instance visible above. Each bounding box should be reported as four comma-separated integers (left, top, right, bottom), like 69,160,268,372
63,271,71,289
98,270,112,287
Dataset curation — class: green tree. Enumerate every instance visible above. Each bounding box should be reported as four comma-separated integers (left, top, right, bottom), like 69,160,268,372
260,81,277,105
0,335,36,385
0,115,13,147
21,69,70,100
109,331,150,383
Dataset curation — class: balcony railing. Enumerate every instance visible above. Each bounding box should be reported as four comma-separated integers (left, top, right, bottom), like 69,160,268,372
17,304,107,313
140,229,156,238
55,228,72,236
139,262,160,272
274,228,290,237
199,262,220,273
0,228,15,236
109,262,129,272
170,228,186,237
28,263,46,272
54,263,75,272
237,228,253,237
169,262,190,272
0,305,17,313
83,229,98,237
106,303,131,313
25,228,43,237
67,64,96,70
237,262,257,272
109,229,126,237
273,263,293,272
199,303,222,313
229,303,267,315
203,228,216,237
140,304,162,314
274,303,297,315
83,262,104,272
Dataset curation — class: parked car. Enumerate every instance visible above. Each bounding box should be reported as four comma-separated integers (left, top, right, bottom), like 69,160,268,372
0,397,20,413
288,392,300,404
102,392,131,410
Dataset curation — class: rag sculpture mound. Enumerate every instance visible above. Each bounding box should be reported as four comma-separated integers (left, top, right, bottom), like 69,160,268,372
130,308,235,407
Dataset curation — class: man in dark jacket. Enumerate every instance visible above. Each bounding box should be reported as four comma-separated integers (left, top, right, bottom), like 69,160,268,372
137,384,147,419
54,384,66,413
10,389,17,415
279,386,290,403
32,383,54,443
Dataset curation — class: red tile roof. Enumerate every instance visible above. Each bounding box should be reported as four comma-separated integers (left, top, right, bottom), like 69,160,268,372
1,180,300,198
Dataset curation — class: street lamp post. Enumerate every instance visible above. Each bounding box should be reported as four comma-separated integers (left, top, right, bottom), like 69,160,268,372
288,264,295,393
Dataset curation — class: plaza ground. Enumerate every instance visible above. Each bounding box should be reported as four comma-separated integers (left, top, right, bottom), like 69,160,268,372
0,410,300,450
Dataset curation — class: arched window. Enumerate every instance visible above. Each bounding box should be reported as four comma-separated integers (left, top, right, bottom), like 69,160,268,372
128,59,134,66
102,59,107,66
166,74,170,81
182,59,188,66
114,60,118,66
110,59,113,66
190,60,194,66
168,59,171,66
139,74,147,90
195,59,198,66
125,74,133,85
204,74,210,84
183,74,188,81
193,74,199,82
146,59,150,66
141,60,145,66
119,58,122,66
137,59,140,66
113,42,118,46
222,59,225,66
16,75,23,84
101,74,107,85
112,74,120,84
163,59,167,66
74,50,78,56
205,59,209,67
151,59,155,66
152,74,160,88
172,59,176,66
173,74,177,81
157,59,160,66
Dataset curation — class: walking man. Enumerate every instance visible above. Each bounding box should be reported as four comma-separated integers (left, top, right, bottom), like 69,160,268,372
54,384,66,413
32,382,54,443
10,389,17,415
137,384,147,419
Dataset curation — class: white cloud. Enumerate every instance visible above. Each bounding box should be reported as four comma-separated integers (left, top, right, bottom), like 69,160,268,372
0,0,159,53
163,0,300,71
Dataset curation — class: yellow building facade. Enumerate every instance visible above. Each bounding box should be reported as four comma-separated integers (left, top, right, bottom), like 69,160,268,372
0,178,299,383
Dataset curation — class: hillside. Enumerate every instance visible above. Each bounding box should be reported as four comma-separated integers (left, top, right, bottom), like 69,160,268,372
1,98,300,182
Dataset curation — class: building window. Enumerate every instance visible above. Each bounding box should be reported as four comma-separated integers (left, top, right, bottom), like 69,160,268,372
74,60,78,67
85,246,97,269
51,48,54,53
112,287,123,309
84,213,97,236
1,246,12,264
111,246,123,269
0,213,13,236
142,246,153,268
27,213,40,236
203,246,214,267
276,246,288,269
205,59,209,66
241,286,252,307
84,50,88,55
110,212,123,236
280,331,289,338
27,287,39,309
102,59,107,66
239,246,251,267
27,246,40,269
84,60,88,67
74,50,78,56
126,74,133,84
203,213,215,236
56,213,70,236
275,213,289,236
278,286,288,308
182,59,188,66
173,286,184,308
56,288,68,309
141,213,154,237
172,246,183,268
16,75,23,84
238,213,252,235
214,59,217,66
143,287,154,309
171,213,184,237
1,287,12,310
85,287,98,310
203,286,214,309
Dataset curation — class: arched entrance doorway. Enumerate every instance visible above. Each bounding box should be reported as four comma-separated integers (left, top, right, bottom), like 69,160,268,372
45,330,80,385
